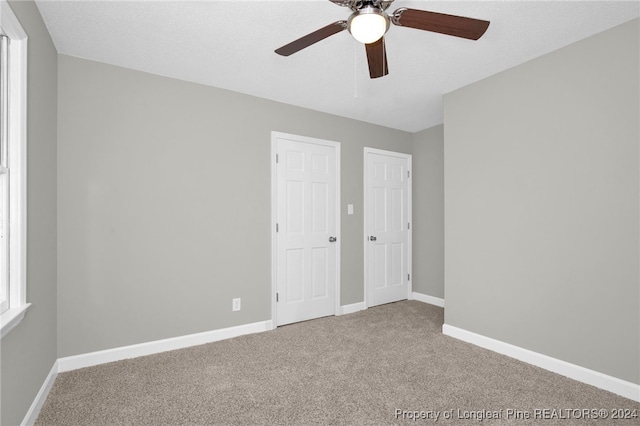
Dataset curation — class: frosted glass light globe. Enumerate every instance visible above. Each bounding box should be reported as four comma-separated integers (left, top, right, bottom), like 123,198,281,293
348,7,389,44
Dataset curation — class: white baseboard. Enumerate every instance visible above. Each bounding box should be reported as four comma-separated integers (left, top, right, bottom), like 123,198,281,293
21,361,59,426
338,302,366,315
57,320,273,373
442,324,640,402
25,320,274,423
412,292,445,307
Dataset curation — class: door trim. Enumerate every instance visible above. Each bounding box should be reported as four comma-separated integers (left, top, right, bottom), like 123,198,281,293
363,147,412,308
271,131,341,327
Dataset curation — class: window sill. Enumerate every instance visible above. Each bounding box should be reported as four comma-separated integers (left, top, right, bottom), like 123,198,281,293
0,303,31,339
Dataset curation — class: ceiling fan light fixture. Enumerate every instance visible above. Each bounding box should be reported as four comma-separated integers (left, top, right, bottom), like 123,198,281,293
348,6,389,44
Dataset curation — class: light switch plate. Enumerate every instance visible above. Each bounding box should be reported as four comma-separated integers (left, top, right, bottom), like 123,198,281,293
348,204,354,215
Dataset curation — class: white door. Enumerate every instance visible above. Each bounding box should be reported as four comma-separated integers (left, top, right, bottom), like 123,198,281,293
364,148,411,307
273,132,340,326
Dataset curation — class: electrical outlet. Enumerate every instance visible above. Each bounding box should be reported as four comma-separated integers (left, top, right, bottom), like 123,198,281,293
232,298,241,312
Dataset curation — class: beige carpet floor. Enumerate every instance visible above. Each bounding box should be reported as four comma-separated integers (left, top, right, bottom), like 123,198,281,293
36,301,639,425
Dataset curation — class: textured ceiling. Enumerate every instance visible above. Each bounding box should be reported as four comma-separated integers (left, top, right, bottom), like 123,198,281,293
35,0,639,132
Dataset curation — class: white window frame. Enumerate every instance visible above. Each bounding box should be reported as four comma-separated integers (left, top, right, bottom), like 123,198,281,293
0,0,28,339
0,34,8,315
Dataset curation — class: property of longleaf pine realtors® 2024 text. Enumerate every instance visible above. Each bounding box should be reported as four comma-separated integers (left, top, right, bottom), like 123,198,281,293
394,408,639,421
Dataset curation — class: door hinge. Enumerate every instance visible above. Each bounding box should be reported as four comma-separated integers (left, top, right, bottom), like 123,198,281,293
408,274,410,281
408,222,410,230
276,223,279,232
407,170,410,178
276,292,279,302
276,154,279,163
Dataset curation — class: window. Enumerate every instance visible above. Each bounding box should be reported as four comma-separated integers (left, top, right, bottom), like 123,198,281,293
0,0,28,339
0,34,8,315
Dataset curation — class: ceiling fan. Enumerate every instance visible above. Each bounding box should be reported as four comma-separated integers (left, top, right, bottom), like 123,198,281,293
275,0,490,79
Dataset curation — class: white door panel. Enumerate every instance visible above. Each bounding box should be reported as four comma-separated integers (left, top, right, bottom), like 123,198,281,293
365,149,411,307
274,134,339,326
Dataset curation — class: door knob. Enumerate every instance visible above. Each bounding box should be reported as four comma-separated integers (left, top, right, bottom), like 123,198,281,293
329,236,337,242
369,236,377,241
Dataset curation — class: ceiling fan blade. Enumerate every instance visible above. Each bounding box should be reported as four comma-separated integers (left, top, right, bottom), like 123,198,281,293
365,37,388,79
392,8,489,40
275,21,347,56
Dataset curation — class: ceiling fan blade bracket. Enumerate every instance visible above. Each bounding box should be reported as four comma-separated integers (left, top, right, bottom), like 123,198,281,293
376,0,395,12
329,0,351,5
329,0,362,12
331,0,394,12
372,0,393,10
391,7,407,26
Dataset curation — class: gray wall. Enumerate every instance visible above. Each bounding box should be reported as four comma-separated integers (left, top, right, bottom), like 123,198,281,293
444,19,639,384
412,125,444,299
57,55,412,357
1,1,58,425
